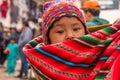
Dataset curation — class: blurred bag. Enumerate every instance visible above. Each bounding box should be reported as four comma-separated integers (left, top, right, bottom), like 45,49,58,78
4,48,10,54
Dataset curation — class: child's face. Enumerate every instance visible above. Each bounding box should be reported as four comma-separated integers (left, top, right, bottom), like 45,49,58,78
84,11,92,22
49,17,86,44
10,39,15,44
10,28,16,33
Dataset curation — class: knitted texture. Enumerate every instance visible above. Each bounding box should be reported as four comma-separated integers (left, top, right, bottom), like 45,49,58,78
42,1,88,44
23,24,120,80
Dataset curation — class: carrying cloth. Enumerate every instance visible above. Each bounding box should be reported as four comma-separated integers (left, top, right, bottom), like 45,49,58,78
23,24,120,80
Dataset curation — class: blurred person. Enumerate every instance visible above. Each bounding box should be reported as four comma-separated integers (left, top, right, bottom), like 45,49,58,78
37,4,43,18
10,0,19,24
18,0,28,20
33,21,42,38
27,0,38,23
0,0,8,18
5,37,19,77
9,27,20,60
82,0,109,26
0,22,5,68
23,0,120,80
17,20,33,79
9,27,19,43
0,29,9,68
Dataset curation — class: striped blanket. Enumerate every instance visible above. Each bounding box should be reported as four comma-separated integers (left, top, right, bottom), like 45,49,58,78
23,24,120,80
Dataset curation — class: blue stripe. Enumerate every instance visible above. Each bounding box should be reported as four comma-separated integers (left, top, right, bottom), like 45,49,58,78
100,56,109,60
117,46,120,50
35,47,96,68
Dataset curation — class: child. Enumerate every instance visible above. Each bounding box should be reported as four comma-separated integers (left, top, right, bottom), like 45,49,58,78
23,0,120,80
41,0,89,45
6,37,18,77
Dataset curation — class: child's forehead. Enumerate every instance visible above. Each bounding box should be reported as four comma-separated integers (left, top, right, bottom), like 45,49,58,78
54,17,81,25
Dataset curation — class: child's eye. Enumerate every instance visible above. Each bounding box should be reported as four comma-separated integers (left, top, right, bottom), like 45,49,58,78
56,30,64,34
73,27,80,31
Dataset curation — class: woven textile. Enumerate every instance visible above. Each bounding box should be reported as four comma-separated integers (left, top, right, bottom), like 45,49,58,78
111,53,120,80
23,24,120,80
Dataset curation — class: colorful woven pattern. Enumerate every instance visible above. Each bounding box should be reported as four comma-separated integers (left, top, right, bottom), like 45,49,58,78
42,1,88,44
23,24,120,80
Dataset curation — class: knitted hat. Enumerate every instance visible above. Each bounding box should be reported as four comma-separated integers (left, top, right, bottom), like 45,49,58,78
82,0,101,10
42,0,88,44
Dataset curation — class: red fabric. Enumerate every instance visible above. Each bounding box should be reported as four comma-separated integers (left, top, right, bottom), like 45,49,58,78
25,48,93,80
111,51,120,80
23,24,120,80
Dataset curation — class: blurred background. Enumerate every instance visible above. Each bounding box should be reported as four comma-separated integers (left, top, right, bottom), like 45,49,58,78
0,0,120,28
0,0,120,80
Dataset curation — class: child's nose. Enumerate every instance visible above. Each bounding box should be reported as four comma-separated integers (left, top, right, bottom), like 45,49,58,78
66,32,74,40
66,36,74,40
